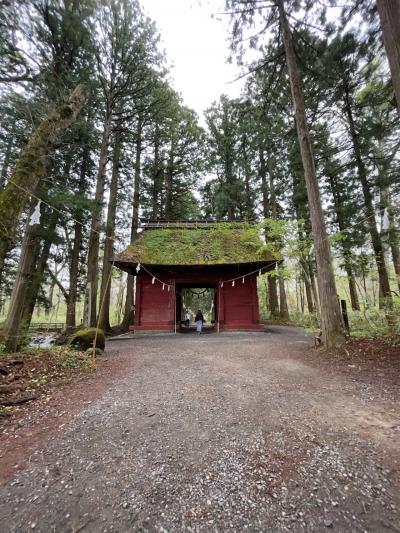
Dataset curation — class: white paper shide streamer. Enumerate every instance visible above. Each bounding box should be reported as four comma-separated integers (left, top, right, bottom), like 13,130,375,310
382,208,390,231
29,200,41,226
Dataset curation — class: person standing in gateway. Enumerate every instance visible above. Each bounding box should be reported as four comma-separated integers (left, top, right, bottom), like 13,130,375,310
195,310,205,335
184,309,191,327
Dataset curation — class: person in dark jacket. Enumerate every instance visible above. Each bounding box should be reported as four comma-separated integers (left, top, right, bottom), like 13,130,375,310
195,310,205,334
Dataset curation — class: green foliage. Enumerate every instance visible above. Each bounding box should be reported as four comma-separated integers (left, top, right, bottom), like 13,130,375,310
288,310,320,332
181,288,215,322
348,299,400,339
23,345,94,372
203,95,258,221
124,223,281,265
51,346,95,371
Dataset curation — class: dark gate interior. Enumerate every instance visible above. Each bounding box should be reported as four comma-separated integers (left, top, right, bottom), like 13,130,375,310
176,283,217,331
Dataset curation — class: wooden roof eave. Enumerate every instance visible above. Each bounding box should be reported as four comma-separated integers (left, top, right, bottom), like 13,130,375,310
111,259,280,277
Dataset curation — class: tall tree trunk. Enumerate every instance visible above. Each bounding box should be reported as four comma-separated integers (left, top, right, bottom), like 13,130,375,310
388,208,400,292
259,146,269,220
259,145,279,316
343,89,394,320
278,0,344,347
165,137,174,222
130,117,143,240
0,136,13,190
84,109,112,327
309,263,320,313
267,275,279,317
98,134,122,331
151,125,162,219
0,84,88,274
344,259,360,311
66,148,89,331
121,120,143,330
299,276,305,313
2,210,41,352
242,138,253,221
267,154,282,317
223,104,235,221
301,260,314,314
66,221,82,330
278,265,289,320
326,170,360,311
377,157,400,293
377,0,400,115
21,216,58,329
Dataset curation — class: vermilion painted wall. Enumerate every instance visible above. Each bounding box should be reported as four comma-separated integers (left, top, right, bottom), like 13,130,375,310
134,275,174,329
222,276,259,328
132,272,262,331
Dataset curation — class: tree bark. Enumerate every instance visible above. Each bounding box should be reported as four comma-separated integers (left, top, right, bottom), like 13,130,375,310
345,259,360,311
388,207,400,292
151,125,162,219
326,170,360,311
267,154,284,317
377,154,400,293
259,146,269,220
21,216,58,329
84,109,112,327
98,134,121,331
299,276,305,313
343,88,394,319
242,138,253,221
267,274,279,317
222,102,235,221
309,263,320,313
258,145,279,316
0,136,13,190
278,265,289,320
121,119,143,330
278,0,344,347
301,259,314,314
165,136,174,222
66,148,89,331
377,0,400,114
0,84,88,273
2,209,41,352
130,117,143,240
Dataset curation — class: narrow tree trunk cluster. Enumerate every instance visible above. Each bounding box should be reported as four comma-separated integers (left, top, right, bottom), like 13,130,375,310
277,0,344,347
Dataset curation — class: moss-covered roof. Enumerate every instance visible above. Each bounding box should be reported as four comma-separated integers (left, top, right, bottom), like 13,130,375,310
114,223,280,266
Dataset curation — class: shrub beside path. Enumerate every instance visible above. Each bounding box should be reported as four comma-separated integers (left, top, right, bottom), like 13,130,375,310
0,326,399,532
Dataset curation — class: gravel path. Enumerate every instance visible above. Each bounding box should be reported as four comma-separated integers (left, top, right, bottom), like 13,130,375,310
1,326,399,532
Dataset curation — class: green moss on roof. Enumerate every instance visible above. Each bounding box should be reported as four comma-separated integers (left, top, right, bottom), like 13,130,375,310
118,223,280,265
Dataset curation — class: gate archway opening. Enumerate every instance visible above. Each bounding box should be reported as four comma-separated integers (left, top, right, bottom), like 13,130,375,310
176,283,216,332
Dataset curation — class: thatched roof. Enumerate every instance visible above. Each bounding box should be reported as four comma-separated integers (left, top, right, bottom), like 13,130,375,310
114,223,280,268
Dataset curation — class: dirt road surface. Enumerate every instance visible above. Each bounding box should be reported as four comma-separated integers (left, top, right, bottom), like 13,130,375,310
1,326,399,532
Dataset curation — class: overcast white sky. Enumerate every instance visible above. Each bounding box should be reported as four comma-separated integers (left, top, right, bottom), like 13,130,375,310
142,0,245,121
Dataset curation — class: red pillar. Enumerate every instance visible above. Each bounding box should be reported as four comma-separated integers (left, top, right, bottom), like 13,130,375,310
218,280,225,329
134,276,142,326
168,279,175,327
251,275,260,324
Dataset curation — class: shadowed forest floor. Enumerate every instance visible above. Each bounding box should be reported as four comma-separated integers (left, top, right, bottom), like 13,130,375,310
0,327,399,532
